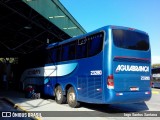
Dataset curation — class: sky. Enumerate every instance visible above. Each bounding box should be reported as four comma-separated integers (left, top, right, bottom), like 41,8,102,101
59,0,160,64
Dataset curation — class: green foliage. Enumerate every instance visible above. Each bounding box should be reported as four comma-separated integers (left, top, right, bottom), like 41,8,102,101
152,64,160,68
0,58,18,64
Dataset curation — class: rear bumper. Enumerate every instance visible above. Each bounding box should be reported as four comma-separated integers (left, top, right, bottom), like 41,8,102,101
104,90,151,104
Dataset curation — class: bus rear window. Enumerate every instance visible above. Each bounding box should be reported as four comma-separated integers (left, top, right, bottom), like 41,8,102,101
112,29,149,51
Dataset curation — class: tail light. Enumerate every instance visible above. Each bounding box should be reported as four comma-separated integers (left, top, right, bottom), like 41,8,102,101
107,75,114,89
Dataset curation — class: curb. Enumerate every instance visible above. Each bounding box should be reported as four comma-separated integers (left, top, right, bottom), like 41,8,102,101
152,91,159,94
1,97,42,120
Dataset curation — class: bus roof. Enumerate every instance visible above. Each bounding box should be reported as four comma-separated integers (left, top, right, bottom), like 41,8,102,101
46,25,148,50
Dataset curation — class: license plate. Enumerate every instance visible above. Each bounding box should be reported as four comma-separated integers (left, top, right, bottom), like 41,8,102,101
130,87,139,91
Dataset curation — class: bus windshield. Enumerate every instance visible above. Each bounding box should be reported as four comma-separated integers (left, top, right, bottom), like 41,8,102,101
112,29,149,51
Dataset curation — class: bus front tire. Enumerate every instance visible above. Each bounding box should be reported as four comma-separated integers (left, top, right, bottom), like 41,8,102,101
55,86,66,104
67,87,80,108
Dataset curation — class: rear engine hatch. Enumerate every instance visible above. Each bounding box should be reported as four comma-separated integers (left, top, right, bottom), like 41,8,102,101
113,56,151,92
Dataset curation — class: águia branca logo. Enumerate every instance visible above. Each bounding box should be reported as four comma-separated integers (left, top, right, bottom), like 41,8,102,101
116,65,149,72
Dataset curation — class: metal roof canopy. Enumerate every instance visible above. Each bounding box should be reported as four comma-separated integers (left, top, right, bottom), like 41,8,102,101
23,0,86,37
0,0,86,56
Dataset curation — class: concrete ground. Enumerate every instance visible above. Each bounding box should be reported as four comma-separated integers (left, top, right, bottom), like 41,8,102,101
0,88,160,120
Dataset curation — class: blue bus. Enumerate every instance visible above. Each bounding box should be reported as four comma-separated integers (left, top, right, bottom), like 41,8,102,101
21,25,151,108
152,68,160,88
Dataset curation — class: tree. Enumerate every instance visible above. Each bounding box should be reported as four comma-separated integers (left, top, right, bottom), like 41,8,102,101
152,64,160,68
0,58,18,64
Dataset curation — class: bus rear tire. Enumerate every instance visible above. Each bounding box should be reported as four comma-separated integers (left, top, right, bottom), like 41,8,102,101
67,87,80,108
55,85,66,104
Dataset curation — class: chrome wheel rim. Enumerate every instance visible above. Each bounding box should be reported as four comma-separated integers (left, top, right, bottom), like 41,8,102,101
56,89,61,100
68,92,75,104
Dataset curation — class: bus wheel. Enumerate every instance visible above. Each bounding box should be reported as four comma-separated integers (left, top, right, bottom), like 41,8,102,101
55,86,66,104
67,87,80,108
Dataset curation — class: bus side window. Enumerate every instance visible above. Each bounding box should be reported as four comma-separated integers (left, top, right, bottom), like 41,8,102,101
61,44,69,61
76,38,88,59
56,46,61,62
88,33,103,57
69,41,76,60
51,48,57,63
52,46,61,62
46,52,53,64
